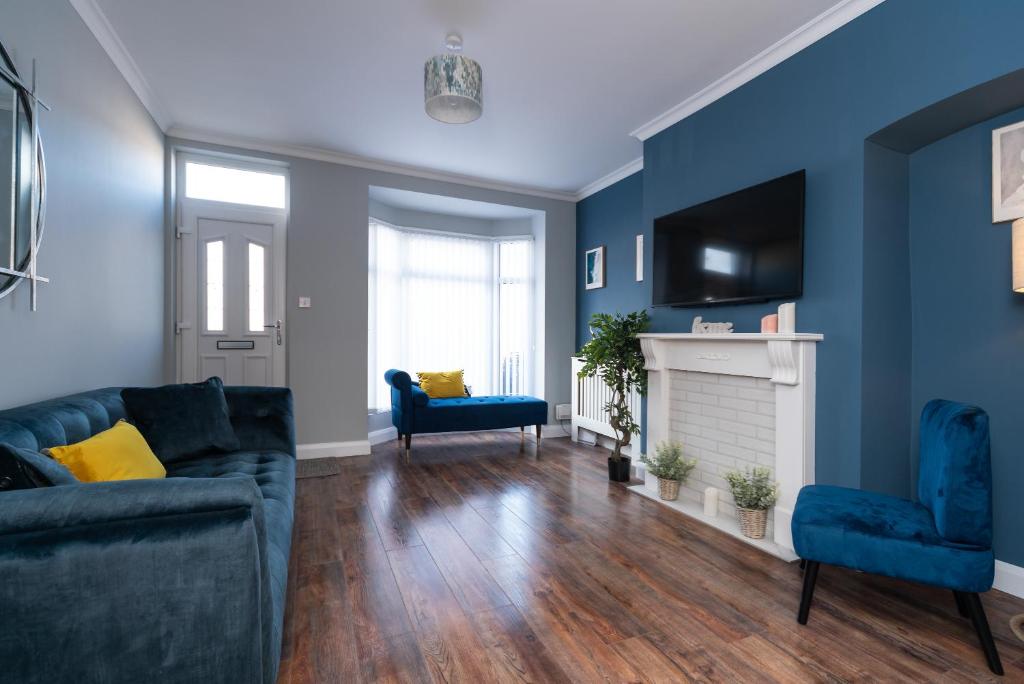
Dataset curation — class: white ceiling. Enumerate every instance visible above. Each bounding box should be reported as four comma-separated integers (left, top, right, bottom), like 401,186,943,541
86,0,872,198
369,186,539,220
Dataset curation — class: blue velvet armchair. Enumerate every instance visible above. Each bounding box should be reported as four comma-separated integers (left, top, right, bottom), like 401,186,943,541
792,399,1002,675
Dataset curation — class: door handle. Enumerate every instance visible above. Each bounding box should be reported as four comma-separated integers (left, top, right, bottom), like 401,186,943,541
265,319,282,345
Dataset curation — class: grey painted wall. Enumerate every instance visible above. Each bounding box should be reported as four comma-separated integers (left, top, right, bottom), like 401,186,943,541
0,2,165,408
167,137,575,446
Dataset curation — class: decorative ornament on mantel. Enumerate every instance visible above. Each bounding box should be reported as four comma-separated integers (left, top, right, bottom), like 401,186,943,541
691,316,733,334
424,33,483,124
777,302,796,333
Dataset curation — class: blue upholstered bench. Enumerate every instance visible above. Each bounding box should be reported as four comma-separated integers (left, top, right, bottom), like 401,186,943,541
384,369,548,455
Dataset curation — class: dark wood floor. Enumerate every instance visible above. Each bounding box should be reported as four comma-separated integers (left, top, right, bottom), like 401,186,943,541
277,433,1024,683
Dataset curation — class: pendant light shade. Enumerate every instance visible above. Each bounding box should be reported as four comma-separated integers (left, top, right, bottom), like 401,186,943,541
424,34,482,124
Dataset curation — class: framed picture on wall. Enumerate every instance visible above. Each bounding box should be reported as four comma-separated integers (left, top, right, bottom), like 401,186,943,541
992,119,1024,222
585,245,605,290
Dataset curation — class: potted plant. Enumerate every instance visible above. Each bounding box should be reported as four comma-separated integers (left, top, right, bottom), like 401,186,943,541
577,310,650,482
725,467,780,539
640,441,696,501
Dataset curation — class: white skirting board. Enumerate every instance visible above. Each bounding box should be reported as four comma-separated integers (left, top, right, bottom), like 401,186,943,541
296,440,371,459
368,424,567,447
368,426,398,446
995,560,1024,599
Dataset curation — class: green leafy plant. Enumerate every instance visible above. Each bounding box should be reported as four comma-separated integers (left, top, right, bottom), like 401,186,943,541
641,441,696,482
577,310,650,461
724,467,780,511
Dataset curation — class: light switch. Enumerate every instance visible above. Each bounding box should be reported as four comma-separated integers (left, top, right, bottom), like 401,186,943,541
298,297,311,308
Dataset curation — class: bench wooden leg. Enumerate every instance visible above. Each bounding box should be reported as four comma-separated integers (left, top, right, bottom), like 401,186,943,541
535,424,542,443
960,591,1004,675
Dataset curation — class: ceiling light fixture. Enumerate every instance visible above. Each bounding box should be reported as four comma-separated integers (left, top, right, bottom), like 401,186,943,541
424,33,482,124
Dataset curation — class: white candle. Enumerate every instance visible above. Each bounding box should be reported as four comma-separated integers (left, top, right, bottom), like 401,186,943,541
777,302,796,333
704,487,719,517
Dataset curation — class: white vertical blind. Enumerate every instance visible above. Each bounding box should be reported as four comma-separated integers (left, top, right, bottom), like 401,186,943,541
368,219,533,411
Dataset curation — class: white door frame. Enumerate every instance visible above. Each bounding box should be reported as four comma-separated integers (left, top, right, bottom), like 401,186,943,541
174,152,289,386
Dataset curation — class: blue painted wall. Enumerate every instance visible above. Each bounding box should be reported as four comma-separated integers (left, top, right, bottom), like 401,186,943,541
909,105,1024,567
575,171,645,348
576,0,1024,565
861,142,912,497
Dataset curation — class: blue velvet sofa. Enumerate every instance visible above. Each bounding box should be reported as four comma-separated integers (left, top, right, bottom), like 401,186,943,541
384,369,548,455
792,399,1002,675
0,386,295,684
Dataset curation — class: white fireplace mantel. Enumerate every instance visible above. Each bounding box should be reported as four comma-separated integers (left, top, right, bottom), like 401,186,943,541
636,332,823,558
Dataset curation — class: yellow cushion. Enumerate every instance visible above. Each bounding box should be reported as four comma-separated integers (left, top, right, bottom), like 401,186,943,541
45,420,166,482
416,369,467,398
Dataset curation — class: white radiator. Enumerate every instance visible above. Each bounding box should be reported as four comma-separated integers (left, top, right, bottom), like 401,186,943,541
570,357,643,456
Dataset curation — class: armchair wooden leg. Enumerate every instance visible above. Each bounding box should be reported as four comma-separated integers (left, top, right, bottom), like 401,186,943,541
797,560,820,625
535,424,542,443
953,590,969,618
404,434,411,462
960,591,1004,675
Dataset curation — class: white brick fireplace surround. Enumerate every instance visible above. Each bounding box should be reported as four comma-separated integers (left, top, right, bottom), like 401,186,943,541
634,333,823,560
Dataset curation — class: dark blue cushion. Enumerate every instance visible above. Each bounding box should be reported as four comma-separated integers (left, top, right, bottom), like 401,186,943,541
917,399,992,547
122,377,240,464
167,450,294,665
2,444,77,486
792,484,993,592
414,395,548,434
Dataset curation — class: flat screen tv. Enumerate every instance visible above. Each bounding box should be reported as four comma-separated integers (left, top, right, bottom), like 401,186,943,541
652,170,805,307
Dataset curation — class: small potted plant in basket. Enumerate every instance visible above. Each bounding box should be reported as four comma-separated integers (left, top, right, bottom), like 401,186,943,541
725,466,780,539
640,441,696,501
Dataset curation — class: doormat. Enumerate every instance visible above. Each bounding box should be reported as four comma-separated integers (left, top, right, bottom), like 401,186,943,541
296,457,342,479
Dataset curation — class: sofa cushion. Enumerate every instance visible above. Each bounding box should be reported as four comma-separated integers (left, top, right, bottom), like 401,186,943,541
122,378,240,464
167,450,295,656
1,444,77,487
414,395,548,433
45,421,166,483
792,484,994,592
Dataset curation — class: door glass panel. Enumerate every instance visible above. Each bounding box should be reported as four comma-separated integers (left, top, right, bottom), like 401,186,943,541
185,162,286,209
248,242,265,332
206,239,224,331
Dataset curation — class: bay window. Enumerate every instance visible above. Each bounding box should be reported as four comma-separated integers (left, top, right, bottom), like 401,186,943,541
368,218,534,411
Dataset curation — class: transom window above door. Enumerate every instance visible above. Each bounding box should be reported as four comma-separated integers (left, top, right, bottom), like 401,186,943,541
184,162,286,209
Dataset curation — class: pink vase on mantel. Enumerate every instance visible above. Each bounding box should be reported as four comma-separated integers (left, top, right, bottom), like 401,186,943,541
761,314,779,333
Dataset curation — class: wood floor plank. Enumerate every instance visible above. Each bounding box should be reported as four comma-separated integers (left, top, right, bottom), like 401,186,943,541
388,544,499,683
278,434,1024,683
466,605,573,683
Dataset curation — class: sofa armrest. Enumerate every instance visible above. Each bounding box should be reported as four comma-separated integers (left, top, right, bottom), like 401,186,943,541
0,478,274,684
224,386,296,457
384,369,414,434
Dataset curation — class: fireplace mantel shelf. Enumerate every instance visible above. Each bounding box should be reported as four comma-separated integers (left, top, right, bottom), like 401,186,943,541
637,332,823,342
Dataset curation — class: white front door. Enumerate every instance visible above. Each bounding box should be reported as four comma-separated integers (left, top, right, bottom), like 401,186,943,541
176,156,287,386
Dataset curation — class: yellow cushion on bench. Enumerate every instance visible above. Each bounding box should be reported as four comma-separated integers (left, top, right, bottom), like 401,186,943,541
416,370,466,398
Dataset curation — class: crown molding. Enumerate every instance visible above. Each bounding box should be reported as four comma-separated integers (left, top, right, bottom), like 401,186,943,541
575,157,643,201
69,0,171,130
168,126,580,203
629,0,886,141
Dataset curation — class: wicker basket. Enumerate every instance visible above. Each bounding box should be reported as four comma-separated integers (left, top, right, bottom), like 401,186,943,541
737,507,768,539
658,478,680,501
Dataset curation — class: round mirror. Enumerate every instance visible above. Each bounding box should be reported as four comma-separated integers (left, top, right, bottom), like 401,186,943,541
0,40,45,301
